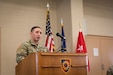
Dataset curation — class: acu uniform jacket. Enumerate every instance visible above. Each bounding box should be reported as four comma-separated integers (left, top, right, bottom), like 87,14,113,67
16,40,49,63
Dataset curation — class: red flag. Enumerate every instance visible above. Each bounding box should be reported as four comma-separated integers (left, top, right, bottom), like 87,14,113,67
76,31,90,72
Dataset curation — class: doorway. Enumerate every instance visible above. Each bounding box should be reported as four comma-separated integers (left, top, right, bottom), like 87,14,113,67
86,35,113,75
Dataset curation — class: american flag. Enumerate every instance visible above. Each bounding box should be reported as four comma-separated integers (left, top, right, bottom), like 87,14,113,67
44,7,55,52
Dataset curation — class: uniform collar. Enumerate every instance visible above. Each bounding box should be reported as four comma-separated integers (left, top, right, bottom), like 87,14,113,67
29,40,39,46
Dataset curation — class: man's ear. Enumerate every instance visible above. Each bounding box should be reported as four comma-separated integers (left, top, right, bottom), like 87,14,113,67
30,32,32,36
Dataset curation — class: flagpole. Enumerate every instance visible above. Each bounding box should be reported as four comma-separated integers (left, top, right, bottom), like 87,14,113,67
45,3,55,52
79,22,82,32
61,18,63,51
60,18,67,52
76,22,90,72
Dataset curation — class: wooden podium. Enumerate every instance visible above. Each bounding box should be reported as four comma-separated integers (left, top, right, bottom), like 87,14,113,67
16,52,87,75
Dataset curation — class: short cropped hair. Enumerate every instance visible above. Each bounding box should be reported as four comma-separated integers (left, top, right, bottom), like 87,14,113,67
31,26,41,32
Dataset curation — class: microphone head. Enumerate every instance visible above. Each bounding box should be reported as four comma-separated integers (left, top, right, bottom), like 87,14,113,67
56,33,60,36
56,32,66,40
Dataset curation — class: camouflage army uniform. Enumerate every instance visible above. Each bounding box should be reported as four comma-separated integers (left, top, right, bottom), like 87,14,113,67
16,40,49,63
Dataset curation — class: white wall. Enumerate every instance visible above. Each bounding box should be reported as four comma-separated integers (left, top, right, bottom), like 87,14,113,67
83,0,113,36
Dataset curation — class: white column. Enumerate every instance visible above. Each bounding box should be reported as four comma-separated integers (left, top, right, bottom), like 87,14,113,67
71,0,84,52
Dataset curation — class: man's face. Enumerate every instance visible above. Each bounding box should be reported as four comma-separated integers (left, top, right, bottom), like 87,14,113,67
30,28,42,42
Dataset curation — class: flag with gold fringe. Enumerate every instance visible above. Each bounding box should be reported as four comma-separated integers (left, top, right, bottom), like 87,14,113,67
76,25,90,72
44,3,55,52
61,18,66,51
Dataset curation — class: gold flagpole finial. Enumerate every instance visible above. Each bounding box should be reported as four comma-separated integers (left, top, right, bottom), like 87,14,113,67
61,18,64,25
46,3,50,10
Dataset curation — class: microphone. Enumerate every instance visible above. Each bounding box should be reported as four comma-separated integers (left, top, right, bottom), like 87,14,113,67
56,33,66,40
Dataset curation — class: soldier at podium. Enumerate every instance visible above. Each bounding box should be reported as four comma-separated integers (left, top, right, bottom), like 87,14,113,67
16,26,49,63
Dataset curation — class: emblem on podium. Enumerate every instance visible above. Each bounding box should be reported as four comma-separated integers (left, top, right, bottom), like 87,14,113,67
60,58,71,74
